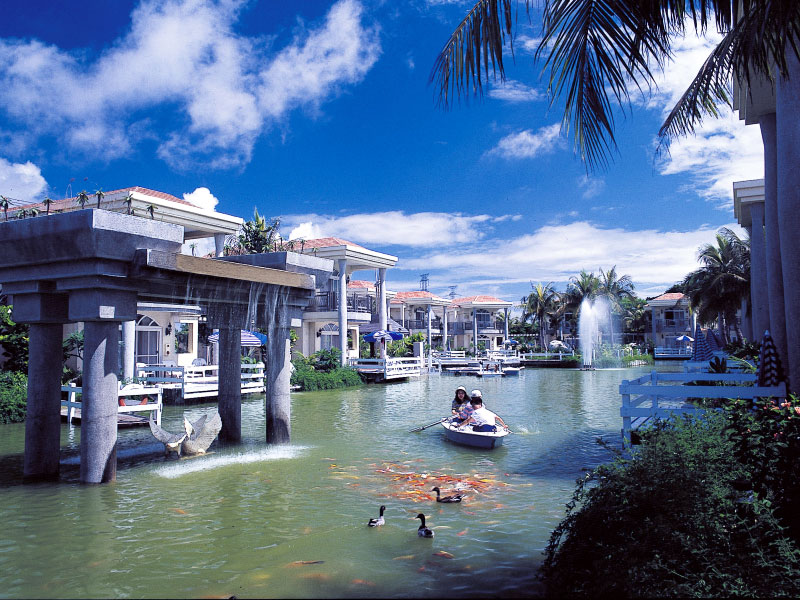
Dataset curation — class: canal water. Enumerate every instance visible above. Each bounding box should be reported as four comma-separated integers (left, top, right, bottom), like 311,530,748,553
0,364,679,598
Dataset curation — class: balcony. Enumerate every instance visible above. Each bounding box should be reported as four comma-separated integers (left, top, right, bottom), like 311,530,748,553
307,291,375,314
655,318,690,333
405,318,443,331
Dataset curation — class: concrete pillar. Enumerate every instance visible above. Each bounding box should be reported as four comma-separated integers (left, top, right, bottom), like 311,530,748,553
214,233,226,258
121,320,136,381
651,307,657,349
337,259,348,365
81,321,120,483
504,307,510,342
23,323,64,480
426,304,433,364
378,268,387,331
218,327,242,443
760,114,788,369
442,307,449,351
265,334,292,444
748,202,769,341
472,309,478,355
776,54,800,391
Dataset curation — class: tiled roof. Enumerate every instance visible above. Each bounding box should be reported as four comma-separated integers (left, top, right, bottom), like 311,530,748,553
16,186,196,212
348,280,375,289
650,292,686,302
299,237,367,250
450,295,511,306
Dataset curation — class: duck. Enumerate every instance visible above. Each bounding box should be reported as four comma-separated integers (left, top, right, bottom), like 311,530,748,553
431,486,464,503
416,513,434,538
368,505,386,527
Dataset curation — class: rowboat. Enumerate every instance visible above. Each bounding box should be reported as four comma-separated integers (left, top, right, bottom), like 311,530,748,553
441,420,509,449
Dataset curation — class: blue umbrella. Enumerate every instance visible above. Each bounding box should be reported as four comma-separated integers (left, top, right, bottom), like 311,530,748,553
363,330,403,343
691,326,712,362
208,330,267,347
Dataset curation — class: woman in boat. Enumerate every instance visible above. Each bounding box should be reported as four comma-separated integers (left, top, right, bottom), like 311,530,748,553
461,392,508,432
451,386,474,424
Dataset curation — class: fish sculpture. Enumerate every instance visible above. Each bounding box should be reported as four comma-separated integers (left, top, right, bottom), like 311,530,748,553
149,411,222,457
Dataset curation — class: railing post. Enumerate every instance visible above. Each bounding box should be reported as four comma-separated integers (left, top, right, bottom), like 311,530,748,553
67,383,77,424
621,380,631,445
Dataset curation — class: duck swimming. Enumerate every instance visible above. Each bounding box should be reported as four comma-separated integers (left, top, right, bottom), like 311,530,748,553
416,513,434,538
431,486,464,503
368,505,386,527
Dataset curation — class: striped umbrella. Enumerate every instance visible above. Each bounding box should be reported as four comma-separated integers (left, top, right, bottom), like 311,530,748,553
207,330,267,347
363,329,403,343
691,325,712,362
757,330,785,387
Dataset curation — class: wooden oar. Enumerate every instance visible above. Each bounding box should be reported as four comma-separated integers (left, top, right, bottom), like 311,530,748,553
409,417,447,433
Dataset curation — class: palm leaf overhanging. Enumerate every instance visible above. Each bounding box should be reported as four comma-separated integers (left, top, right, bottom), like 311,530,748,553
431,1,800,170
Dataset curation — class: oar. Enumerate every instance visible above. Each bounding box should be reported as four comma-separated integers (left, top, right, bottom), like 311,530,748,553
409,417,447,433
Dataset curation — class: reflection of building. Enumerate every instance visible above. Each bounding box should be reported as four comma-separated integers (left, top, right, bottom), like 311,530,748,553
645,292,693,349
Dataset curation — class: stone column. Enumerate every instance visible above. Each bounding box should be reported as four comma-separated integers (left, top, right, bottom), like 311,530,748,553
121,320,136,381
504,307,510,342
748,202,769,341
760,114,788,371
426,304,433,364
265,334,292,444
472,309,478,355
81,321,120,483
218,327,242,443
214,233,226,258
442,307,448,351
378,268,387,331
24,323,64,480
651,307,657,348
776,54,800,391
337,259,348,365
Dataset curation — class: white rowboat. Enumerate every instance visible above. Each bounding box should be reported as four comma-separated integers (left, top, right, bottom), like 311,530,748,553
441,420,509,449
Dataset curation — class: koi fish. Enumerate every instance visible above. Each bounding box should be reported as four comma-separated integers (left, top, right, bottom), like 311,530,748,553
393,555,415,560
351,579,375,586
457,529,469,536
433,551,455,559
287,560,325,567
170,508,187,515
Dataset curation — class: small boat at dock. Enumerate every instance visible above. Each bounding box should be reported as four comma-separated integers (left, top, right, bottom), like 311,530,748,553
441,420,509,449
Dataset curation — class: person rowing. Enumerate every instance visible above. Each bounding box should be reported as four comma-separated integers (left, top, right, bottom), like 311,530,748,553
457,390,509,433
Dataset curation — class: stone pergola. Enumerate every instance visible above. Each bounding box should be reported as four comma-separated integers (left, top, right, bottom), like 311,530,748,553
0,210,327,484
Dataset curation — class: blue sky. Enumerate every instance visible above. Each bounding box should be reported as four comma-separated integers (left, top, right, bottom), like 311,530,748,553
0,0,763,305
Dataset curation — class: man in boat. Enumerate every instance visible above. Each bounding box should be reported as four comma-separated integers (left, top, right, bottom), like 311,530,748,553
459,390,509,432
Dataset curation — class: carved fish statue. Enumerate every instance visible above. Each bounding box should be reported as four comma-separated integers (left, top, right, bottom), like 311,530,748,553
181,411,223,456
149,416,187,457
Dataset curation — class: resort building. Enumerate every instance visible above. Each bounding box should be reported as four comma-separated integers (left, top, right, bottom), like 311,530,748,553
734,178,766,342
389,290,451,349
644,292,693,352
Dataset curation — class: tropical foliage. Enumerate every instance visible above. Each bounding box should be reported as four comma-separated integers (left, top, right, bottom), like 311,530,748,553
291,347,363,391
0,370,27,424
433,1,800,169
0,300,28,372
229,209,307,255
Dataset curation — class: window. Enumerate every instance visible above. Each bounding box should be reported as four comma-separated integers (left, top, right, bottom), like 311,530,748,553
135,314,161,365
175,322,191,354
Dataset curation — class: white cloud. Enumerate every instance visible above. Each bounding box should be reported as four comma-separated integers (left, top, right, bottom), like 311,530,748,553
486,123,563,159
0,157,48,202
282,211,514,247
578,175,605,199
646,31,764,204
183,187,219,212
515,35,541,55
0,0,380,170
488,79,541,103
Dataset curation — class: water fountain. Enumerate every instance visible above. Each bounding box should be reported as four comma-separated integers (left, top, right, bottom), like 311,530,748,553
0,210,333,483
578,297,610,370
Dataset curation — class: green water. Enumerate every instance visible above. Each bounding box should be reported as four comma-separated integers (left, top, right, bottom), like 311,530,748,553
0,365,677,599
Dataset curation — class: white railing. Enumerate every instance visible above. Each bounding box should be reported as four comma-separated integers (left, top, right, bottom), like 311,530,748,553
434,351,466,359
519,351,574,359
620,370,787,443
61,383,163,426
654,347,693,357
349,357,422,380
137,363,265,400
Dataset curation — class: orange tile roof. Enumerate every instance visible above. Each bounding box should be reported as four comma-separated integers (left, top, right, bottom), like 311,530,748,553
650,292,686,302
348,280,375,289
299,237,367,250
450,295,510,306
17,186,196,212
391,290,449,303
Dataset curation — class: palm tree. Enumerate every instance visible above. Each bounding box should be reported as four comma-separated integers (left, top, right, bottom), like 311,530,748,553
14,208,27,220
521,282,559,350
94,188,104,209
598,266,636,345
43,197,53,215
146,204,156,219
75,190,89,209
433,1,799,169
189,242,197,257
682,228,750,344
123,192,134,215
0,195,9,221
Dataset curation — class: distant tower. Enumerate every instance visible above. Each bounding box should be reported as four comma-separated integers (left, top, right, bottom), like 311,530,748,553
448,285,457,299
420,273,429,291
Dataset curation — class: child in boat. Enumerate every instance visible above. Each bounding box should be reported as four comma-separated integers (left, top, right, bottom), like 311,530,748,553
451,386,469,416
461,391,508,432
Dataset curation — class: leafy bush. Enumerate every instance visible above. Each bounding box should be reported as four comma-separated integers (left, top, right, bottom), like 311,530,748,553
621,353,654,366
542,411,800,598
542,411,800,597
0,302,28,372
290,348,362,391
0,370,27,423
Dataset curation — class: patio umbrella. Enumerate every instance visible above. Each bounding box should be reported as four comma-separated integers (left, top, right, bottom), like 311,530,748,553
691,326,712,362
208,330,267,347
675,334,694,343
363,330,403,343
705,329,723,352
757,330,785,388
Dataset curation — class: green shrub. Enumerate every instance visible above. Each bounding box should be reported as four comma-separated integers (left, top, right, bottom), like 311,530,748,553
621,353,654,366
290,363,362,391
0,370,27,424
541,411,800,598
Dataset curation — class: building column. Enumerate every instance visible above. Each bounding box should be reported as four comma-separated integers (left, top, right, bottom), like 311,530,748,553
748,201,769,341
472,309,478,355
337,259,348,365
24,323,64,480
81,321,120,483
651,308,657,348
442,307,449,351
121,320,136,381
426,304,433,364
504,307,510,342
214,233,226,258
265,332,291,444
378,268,387,331
760,114,788,372
218,327,242,443
776,54,800,391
